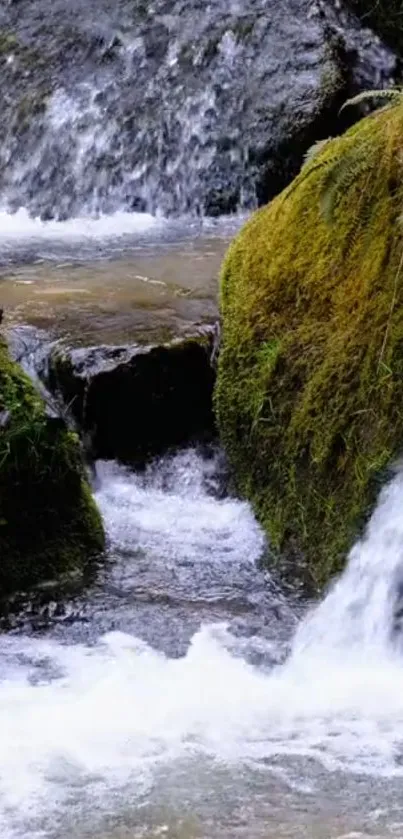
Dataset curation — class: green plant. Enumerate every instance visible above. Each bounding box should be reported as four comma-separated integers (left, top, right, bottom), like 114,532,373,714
301,89,403,225
340,88,403,113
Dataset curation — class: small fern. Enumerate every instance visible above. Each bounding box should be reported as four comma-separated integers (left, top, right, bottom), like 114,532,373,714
319,140,374,224
317,87,403,225
340,88,403,115
292,88,403,226
303,138,332,165
286,146,340,206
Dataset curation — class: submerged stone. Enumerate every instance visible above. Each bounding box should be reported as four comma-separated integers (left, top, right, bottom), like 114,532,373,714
48,327,217,464
215,101,403,587
0,335,104,596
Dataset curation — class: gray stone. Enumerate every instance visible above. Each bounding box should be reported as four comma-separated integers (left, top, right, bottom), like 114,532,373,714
47,326,217,464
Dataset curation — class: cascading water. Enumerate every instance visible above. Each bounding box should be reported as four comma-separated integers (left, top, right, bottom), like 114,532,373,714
0,0,396,220
293,471,403,657
2,1,403,837
2,449,403,838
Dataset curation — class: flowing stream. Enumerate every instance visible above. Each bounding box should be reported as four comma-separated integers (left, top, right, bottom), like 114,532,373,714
2,443,403,839
0,211,244,344
0,0,402,830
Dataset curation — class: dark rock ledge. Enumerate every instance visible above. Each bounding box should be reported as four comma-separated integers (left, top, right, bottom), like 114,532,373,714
46,325,218,465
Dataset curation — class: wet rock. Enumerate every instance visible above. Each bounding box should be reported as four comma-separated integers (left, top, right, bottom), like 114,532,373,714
342,0,403,57
48,327,216,464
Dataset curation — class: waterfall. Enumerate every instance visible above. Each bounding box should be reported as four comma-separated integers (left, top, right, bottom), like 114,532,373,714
0,0,395,220
292,471,403,658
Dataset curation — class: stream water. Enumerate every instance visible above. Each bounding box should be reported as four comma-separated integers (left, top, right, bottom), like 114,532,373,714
0,0,402,832
2,436,403,838
2,215,403,838
0,211,244,345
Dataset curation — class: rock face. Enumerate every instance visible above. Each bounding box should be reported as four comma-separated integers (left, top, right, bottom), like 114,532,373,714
344,1,403,56
0,0,396,218
215,102,403,587
0,336,104,596
48,329,216,464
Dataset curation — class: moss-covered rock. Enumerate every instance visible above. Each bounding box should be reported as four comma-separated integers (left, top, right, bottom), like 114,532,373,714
216,101,403,587
0,337,104,596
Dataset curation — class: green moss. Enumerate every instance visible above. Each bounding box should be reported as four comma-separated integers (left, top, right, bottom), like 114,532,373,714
0,28,47,69
0,28,52,134
231,18,255,41
14,90,50,134
0,32,19,57
0,337,104,596
215,102,403,588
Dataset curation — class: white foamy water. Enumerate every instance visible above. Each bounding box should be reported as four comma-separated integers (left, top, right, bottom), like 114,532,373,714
2,453,403,837
0,207,161,243
293,471,403,658
94,451,265,567
0,206,245,269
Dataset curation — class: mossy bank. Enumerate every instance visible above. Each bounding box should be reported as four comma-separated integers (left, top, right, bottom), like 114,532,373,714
0,337,104,596
216,101,403,587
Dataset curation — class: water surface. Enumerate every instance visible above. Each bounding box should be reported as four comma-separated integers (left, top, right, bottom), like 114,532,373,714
2,449,403,839
0,211,240,344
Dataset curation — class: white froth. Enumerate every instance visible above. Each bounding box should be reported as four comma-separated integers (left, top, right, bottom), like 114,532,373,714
292,471,403,657
94,452,265,566
2,452,403,837
0,207,160,242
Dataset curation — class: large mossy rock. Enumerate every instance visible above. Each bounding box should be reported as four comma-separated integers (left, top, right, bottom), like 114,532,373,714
0,337,104,596
216,102,403,587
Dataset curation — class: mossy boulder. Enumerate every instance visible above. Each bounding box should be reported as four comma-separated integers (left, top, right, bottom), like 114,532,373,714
216,101,403,587
0,337,104,596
